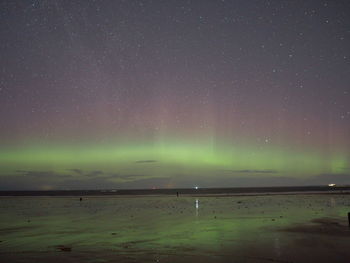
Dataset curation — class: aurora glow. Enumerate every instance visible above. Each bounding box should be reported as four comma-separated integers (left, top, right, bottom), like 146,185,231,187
0,139,348,189
0,0,349,189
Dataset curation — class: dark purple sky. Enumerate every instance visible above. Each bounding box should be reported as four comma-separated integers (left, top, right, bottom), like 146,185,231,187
0,0,349,190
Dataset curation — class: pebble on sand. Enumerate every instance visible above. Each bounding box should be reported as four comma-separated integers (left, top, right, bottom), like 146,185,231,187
56,245,72,252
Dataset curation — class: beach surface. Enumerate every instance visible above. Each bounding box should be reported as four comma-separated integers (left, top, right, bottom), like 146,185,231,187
1,194,350,262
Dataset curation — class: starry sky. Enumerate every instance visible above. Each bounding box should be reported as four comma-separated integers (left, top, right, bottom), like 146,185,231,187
0,0,349,190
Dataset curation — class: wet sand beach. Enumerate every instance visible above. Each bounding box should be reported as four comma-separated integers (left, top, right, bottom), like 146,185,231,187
0,194,350,262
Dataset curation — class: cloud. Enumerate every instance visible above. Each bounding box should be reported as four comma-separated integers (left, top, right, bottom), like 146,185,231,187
108,173,170,183
135,160,157,163
0,171,115,190
67,169,84,175
220,169,278,174
1,168,349,190
86,170,104,177
67,169,104,177
0,169,170,190
16,170,72,178
112,174,142,179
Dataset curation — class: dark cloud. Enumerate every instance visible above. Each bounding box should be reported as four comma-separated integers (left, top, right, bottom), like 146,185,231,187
1,169,348,190
220,169,278,174
86,170,104,177
108,173,170,183
0,171,114,190
0,170,169,190
67,169,84,175
113,174,143,179
67,169,104,177
135,160,157,164
16,170,72,178
108,174,120,178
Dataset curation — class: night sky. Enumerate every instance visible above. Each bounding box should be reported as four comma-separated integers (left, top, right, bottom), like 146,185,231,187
0,0,349,190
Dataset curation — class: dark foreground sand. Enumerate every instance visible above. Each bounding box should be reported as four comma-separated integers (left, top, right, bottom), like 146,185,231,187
0,194,349,262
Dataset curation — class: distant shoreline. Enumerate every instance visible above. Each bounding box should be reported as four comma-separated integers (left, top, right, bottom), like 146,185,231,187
1,186,350,197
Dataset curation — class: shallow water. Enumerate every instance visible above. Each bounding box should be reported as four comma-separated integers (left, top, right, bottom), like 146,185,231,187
0,194,349,262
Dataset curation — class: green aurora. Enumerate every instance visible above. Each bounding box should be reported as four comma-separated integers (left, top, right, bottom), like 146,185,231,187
1,0,350,189
0,138,348,188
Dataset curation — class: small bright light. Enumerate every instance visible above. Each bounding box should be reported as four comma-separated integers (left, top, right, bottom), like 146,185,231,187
195,186,198,190
328,183,336,187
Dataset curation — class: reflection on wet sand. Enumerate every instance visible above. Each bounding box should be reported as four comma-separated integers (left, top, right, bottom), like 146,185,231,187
0,194,349,262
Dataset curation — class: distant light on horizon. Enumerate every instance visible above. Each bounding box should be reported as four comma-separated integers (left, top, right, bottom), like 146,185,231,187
0,0,349,190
